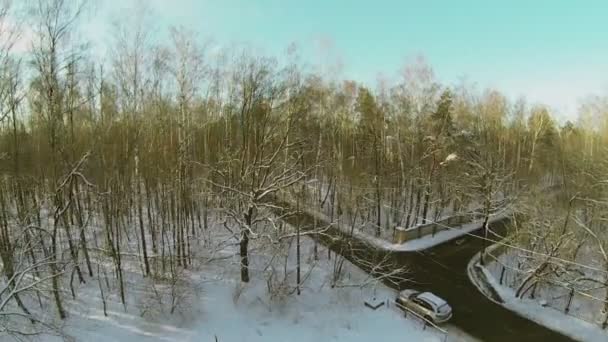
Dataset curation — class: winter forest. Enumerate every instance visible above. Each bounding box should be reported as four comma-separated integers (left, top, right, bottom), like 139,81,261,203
1,1,608,341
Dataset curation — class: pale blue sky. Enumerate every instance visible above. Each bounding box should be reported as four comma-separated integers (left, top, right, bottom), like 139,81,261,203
85,0,608,119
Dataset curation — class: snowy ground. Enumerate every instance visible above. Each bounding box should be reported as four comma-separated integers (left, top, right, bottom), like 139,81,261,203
468,247,608,342
14,217,462,342
484,245,607,326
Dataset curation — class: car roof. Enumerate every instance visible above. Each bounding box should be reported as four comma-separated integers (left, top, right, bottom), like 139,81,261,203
417,292,448,307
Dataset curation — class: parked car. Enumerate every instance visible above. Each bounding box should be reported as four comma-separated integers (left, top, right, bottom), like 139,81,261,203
395,289,452,324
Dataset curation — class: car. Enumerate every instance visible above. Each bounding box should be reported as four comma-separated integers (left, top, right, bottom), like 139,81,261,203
395,289,452,324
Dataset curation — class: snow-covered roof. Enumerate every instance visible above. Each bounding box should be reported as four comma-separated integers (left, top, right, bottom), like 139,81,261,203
418,292,448,308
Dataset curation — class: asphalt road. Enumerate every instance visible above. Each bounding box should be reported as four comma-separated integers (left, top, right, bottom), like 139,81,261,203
280,209,576,342
397,223,575,342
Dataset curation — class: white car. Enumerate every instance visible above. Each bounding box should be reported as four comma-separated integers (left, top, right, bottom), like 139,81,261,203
395,289,453,324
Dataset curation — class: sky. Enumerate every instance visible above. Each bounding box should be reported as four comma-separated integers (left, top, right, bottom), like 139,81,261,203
18,0,608,120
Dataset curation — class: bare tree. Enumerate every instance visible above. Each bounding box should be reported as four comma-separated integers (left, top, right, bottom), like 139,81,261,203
0,197,65,338
30,0,87,319
210,54,311,282
0,0,21,124
460,143,513,264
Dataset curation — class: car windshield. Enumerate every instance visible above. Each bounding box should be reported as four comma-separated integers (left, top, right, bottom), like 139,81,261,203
437,303,451,314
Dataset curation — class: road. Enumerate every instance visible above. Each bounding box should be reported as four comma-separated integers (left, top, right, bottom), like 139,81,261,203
399,222,574,342
279,207,576,342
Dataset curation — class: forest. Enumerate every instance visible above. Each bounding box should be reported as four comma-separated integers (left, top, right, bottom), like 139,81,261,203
1,0,608,340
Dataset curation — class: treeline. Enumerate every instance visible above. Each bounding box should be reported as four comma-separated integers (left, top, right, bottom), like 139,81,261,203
0,0,608,335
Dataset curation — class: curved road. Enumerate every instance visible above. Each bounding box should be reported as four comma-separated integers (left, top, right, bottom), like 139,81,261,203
280,208,575,342
397,222,574,342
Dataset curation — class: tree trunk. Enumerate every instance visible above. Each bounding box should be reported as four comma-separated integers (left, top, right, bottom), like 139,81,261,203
240,229,250,283
75,184,94,277
241,206,253,283
405,178,415,228
374,136,382,237
480,214,490,266
51,219,67,319
297,197,301,295
60,208,85,283
421,184,431,224
137,179,150,276
413,185,422,225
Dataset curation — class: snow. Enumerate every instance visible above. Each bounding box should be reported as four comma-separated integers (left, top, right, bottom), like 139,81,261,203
388,216,506,252
296,201,508,252
22,218,451,342
486,239,607,326
186,236,443,342
468,249,608,342
302,181,482,244
0,199,484,342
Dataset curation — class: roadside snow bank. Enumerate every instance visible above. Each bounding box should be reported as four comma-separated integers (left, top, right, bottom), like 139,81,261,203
295,200,508,252
468,247,608,342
